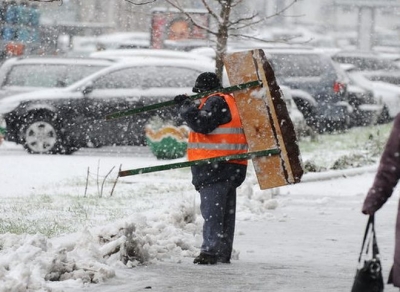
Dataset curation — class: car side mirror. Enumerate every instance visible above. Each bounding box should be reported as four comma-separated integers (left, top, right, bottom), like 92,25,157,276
82,83,94,95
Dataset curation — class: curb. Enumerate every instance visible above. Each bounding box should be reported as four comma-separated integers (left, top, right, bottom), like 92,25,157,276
301,164,378,183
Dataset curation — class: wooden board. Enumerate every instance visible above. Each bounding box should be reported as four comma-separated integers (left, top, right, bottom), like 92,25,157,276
224,49,303,189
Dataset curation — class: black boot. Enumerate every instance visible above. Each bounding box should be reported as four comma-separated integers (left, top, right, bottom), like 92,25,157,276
193,253,217,265
217,256,231,264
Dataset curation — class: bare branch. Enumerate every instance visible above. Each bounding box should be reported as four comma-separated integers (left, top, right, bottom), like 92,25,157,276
200,0,222,23
101,166,115,198
84,167,89,197
230,33,313,44
230,0,244,8
231,18,265,31
228,12,259,27
265,0,298,20
110,165,122,197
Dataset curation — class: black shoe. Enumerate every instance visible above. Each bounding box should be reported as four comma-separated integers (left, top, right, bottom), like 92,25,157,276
217,257,231,264
193,253,217,265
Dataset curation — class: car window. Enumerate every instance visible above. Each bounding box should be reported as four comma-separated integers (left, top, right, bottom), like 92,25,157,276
64,65,107,85
4,64,65,87
141,66,200,88
269,53,327,77
92,68,142,89
3,64,107,88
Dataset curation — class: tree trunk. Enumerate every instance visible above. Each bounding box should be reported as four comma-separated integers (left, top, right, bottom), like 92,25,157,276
215,0,232,81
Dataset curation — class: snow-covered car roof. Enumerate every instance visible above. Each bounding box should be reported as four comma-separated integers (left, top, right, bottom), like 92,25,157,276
89,49,213,62
332,50,399,71
190,45,318,60
70,57,219,89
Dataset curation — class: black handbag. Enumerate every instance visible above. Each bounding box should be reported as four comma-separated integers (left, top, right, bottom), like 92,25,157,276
351,215,384,292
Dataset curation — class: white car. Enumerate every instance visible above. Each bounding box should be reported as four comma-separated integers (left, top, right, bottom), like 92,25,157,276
341,64,399,123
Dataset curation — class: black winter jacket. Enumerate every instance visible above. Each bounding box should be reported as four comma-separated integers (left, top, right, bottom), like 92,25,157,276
178,94,247,190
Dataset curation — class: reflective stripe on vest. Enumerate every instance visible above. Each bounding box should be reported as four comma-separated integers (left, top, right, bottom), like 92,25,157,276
187,142,248,151
187,92,248,165
207,127,245,135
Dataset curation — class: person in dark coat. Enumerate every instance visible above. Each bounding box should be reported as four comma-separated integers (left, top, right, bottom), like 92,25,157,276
174,72,248,265
362,113,400,287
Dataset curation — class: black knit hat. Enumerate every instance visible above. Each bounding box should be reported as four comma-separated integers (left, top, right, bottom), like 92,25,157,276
192,72,222,93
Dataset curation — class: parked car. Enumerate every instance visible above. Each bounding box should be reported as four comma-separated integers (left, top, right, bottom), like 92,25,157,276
333,62,382,127
345,68,400,124
331,50,400,86
95,32,150,50
0,58,220,154
346,79,383,127
62,32,150,56
262,48,351,133
0,56,115,100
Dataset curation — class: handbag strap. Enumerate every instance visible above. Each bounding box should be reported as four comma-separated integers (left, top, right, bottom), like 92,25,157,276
371,215,380,258
358,215,380,263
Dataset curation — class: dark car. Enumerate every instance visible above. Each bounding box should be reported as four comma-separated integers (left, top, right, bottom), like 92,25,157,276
263,48,351,132
0,58,217,154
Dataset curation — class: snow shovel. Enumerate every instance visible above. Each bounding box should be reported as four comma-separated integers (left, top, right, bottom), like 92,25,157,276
119,148,280,177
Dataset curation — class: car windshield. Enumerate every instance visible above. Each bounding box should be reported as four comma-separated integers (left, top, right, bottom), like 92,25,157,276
4,64,107,87
332,56,398,71
268,53,327,77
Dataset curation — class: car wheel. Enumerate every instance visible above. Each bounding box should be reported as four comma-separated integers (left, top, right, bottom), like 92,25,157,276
377,106,390,124
21,114,75,154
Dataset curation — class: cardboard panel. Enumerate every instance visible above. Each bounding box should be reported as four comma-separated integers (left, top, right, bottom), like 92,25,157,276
224,49,303,189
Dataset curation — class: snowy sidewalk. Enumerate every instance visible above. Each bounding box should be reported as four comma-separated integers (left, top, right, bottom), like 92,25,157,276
56,169,399,292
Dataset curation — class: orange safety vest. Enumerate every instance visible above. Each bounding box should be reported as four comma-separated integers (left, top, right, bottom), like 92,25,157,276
187,93,248,165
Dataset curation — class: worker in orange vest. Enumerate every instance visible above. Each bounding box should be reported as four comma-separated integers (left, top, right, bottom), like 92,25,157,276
174,72,248,265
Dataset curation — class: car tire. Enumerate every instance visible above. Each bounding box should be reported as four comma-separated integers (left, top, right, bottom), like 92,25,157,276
21,114,76,154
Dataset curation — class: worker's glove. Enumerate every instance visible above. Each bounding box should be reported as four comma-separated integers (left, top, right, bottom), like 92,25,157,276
174,94,190,105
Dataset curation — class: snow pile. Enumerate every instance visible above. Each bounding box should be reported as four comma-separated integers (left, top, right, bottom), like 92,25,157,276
0,203,204,291
0,172,286,291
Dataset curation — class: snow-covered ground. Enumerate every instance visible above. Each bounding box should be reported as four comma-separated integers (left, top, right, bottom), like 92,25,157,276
1,128,400,291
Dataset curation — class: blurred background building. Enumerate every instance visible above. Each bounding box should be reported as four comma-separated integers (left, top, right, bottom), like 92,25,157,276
1,0,400,55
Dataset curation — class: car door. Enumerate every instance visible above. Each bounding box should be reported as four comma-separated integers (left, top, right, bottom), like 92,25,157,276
79,67,145,146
